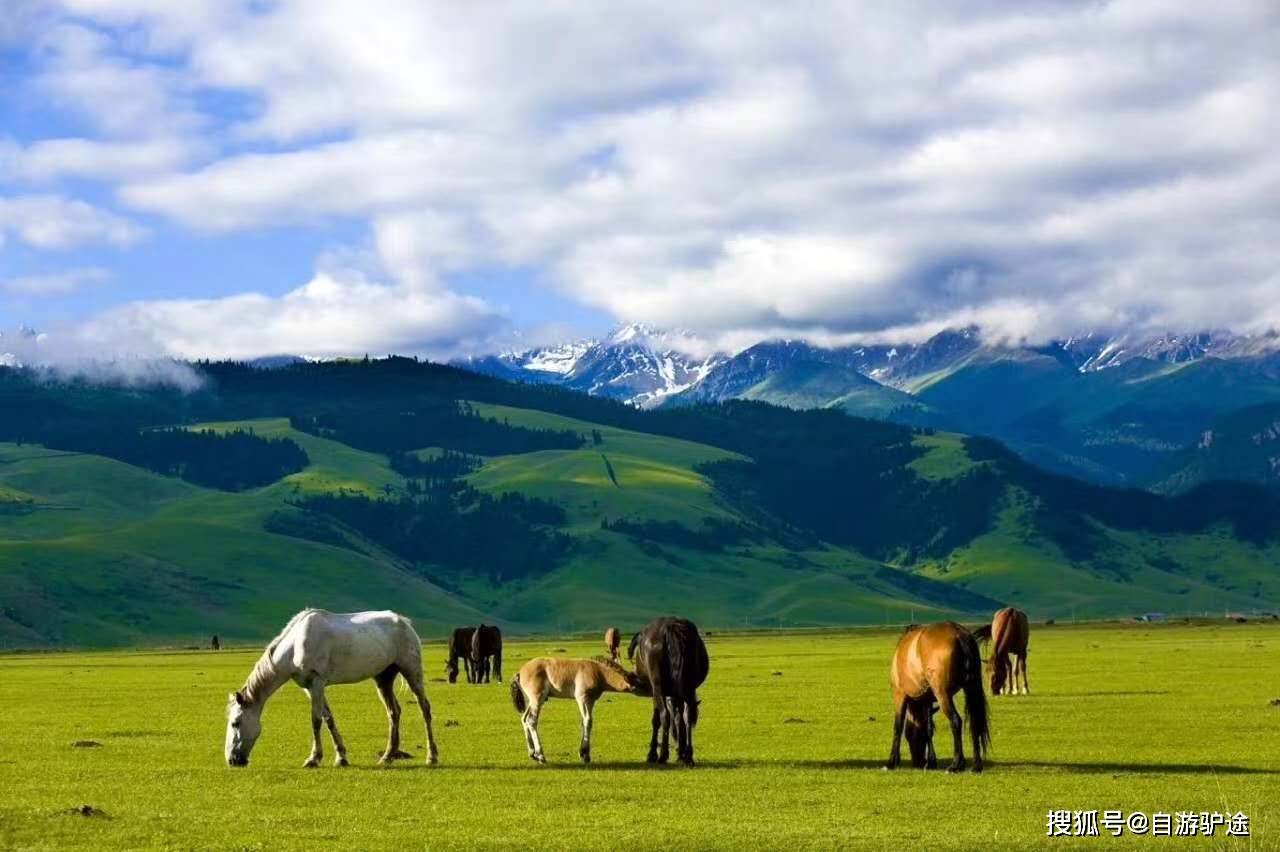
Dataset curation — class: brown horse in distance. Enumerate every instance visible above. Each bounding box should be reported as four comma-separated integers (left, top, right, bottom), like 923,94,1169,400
604,627,621,662
974,607,1030,695
888,622,989,773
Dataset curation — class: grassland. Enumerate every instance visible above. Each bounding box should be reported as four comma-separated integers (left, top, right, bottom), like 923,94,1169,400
1,623,1277,850
0,428,483,648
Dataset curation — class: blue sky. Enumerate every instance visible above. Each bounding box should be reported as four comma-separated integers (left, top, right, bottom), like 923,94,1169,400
2,1,1278,362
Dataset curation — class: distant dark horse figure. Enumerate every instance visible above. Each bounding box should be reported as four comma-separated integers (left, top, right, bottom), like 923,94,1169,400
974,607,1030,696
631,617,709,765
446,626,476,683
604,627,621,662
888,622,989,773
211,634,221,651
470,624,503,684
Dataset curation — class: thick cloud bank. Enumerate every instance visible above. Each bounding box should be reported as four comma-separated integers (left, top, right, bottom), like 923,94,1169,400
7,1,1280,356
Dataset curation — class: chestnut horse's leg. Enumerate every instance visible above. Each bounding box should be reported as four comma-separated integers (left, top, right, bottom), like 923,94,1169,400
1020,652,1030,695
937,691,966,773
886,691,908,770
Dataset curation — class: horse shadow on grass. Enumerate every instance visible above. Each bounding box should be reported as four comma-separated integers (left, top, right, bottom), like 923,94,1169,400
347,756,1276,775
995,760,1280,776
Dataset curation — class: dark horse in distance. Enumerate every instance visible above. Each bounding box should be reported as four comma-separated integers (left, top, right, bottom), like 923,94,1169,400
887,622,989,773
630,617,709,765
446,626,476,683
470,624,503,683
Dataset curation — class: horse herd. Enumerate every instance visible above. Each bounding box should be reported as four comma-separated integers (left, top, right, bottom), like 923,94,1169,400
223,606,1028,772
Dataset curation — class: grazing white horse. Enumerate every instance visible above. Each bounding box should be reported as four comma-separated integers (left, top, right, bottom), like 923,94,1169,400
225,608,439,768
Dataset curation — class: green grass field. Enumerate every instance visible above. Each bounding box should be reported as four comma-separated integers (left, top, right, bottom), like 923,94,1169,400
2,622,1277,850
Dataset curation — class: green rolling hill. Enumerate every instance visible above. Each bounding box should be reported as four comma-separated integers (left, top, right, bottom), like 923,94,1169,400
2,359,1279,648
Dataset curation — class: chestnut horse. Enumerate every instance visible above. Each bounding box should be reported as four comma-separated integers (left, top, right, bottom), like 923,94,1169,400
604,627,621,662
974,607,1030,695
631,617,709,765
887,622,989,773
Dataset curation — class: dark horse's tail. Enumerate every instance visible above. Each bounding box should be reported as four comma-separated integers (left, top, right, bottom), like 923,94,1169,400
510,673,525,714
961,631,992,754
972,622,993,646
627,631,641,661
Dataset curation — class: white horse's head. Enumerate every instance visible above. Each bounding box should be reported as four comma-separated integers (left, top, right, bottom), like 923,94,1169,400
225,691,263,767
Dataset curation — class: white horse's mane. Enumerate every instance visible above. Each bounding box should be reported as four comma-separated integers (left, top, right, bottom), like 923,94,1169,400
237,608,320,705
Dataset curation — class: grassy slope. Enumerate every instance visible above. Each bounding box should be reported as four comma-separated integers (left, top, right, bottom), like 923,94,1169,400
467,404,972,628
1,625,1277,850
0,422,485,648
6,403,1280,646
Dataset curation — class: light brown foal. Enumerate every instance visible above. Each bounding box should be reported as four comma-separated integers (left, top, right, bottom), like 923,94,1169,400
510,657,640,763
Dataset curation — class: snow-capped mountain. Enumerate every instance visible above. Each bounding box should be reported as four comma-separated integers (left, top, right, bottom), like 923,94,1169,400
456,326,1276,409
453,324,725,408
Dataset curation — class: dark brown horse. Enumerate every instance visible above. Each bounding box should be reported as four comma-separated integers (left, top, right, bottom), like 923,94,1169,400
974,607,1030,695
604,627,621,662
470,624,503,683
888,622,989,773
445,626,475,683
631,617,709,765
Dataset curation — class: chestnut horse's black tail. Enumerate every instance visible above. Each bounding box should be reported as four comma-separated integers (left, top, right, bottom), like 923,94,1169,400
510,673,526,714
962,632,992,754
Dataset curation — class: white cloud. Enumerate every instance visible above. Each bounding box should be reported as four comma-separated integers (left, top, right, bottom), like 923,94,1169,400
0,137,198,183
0,266,108,296
0,195,145,248
75,263,508,361
11,1,1280,354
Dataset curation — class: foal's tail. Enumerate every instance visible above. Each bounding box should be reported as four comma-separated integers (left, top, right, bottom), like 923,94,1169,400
510,673,526,714
962,633,992,753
